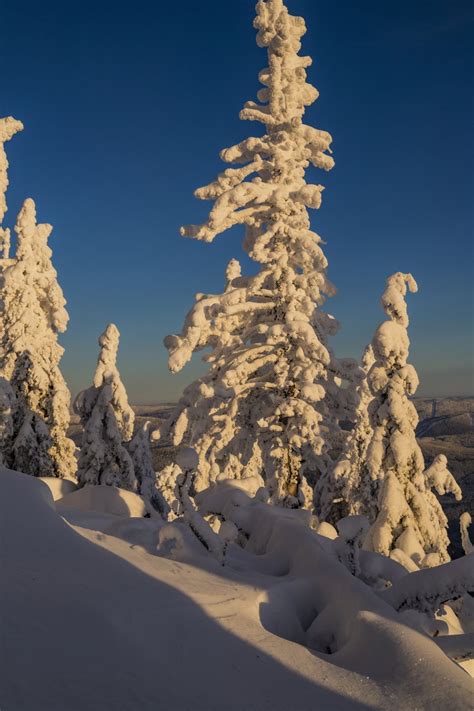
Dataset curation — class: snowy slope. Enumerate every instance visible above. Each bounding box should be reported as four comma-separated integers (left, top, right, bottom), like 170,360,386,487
2,470,472,710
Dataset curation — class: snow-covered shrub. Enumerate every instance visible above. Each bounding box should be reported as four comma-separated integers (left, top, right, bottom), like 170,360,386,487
74,324,137,490
160,0,357,506
0,199,76,478
333,515,369,578
357,273,461,566
175,448,224,560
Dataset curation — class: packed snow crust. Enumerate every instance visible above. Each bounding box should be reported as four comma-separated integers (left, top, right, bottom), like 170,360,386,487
1,469,472,711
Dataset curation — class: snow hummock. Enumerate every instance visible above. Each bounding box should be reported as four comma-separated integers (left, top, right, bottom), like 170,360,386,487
38,476,77,501
56,484,147,517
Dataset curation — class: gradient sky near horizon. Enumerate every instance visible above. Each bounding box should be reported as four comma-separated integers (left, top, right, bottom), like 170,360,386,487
1,0,473,402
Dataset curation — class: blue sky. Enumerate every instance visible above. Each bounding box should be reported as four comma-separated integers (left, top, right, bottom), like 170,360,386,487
1,0,473,402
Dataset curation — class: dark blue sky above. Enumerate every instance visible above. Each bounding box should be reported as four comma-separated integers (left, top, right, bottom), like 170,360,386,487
1,0,473,401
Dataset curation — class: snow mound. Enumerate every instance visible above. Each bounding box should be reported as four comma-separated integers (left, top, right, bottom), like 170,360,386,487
56,484,147,517
39,476,77,501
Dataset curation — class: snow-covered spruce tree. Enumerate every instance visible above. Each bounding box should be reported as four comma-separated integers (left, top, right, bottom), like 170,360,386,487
127,420,160,505
359,273,462,567
160,0,357,507
315,345,376,524
0,116,23,261
74,324,137,490
0,199,76,477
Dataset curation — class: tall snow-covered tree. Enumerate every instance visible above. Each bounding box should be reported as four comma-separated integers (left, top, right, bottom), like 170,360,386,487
74,324,137,490
0,116,23,261
356,273,462,567
0,199,76,477
159,0,357,507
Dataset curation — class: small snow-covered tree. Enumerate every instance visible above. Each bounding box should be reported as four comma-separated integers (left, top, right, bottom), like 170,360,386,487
358,273,462,566
159,0,357,506
0,199,76,477
315,345,376,523
74,324,137,490
127,420,159,505
0,116,23,261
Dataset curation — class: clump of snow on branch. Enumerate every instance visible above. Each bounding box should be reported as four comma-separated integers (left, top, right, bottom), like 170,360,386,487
0,198,76,478
74,324,137,490
424,454,462,501
358,273,462,567
160,0,357,506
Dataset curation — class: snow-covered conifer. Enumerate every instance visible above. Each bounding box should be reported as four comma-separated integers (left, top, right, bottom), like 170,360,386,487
315,345,376,523
74,324,137,490
360,273,461,566
0,199,76,477
127,420,159,505
0,116,23,260
160,0,356,506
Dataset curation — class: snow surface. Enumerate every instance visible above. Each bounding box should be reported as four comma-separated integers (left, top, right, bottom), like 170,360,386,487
1,469,472,711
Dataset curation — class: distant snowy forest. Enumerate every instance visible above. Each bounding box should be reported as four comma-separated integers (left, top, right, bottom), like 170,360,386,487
1,1,472,709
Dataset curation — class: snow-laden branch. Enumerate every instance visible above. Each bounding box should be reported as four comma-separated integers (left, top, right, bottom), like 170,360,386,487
381,555,474,613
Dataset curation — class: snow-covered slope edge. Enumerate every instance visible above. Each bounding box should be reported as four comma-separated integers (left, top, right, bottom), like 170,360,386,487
1,469,472,711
